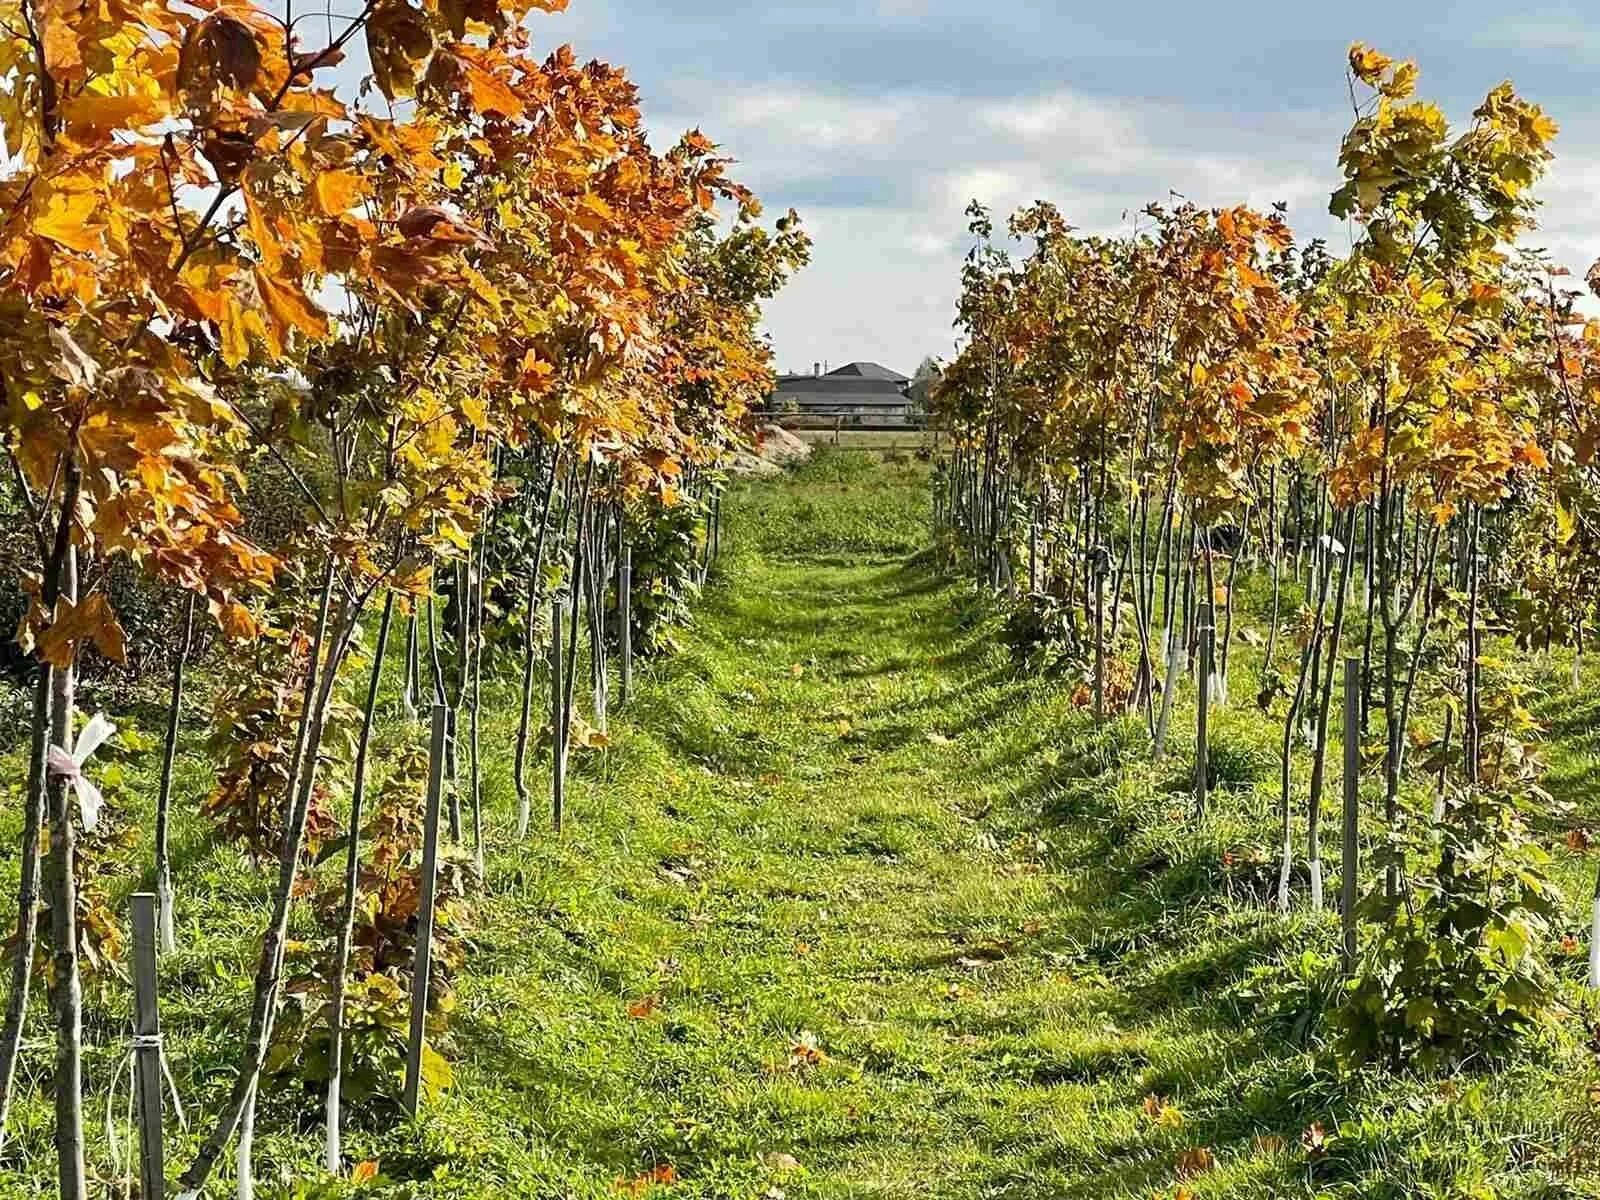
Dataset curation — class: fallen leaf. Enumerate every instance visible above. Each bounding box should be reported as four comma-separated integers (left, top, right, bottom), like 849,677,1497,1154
788,1030,826,1068
627,995,660,1019
614,1164,676,1194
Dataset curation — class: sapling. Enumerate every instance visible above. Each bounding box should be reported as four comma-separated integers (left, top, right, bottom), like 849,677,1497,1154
155,591,197,953
325,589,395,1171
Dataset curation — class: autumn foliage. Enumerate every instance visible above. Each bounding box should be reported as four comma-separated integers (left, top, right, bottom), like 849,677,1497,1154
0,0,806,1192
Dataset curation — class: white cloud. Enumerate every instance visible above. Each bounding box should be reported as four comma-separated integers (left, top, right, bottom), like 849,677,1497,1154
724,88,918,152
981,90,1147,169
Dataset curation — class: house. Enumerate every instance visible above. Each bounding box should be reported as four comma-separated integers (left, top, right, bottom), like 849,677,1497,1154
767,362,914,426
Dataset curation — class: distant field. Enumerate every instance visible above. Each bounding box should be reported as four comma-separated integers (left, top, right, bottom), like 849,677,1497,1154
788,427,940,454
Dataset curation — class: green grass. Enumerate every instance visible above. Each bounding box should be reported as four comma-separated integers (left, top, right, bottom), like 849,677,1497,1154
1,448,1599,1197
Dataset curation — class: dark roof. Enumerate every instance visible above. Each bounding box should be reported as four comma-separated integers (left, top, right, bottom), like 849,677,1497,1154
828,361,908,382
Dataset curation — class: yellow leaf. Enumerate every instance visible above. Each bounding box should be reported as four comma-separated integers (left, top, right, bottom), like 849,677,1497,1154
219,297,251,367
34,187,99,252
61,91,165,138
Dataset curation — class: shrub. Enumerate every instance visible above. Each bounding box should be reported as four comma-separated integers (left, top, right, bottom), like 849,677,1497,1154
999,591,1077,674
1337,707,1563,1071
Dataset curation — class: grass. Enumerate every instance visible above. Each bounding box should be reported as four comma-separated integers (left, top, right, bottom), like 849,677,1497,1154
0,448,1598,1197
784,429,938,454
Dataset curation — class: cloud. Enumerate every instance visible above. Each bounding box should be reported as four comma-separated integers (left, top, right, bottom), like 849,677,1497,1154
525,0,1600,372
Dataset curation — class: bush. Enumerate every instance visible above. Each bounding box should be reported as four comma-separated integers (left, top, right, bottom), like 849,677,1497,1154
1338,675,1565,1071
999,591,1077,673
627,493,708,656
1337,787,1562,1071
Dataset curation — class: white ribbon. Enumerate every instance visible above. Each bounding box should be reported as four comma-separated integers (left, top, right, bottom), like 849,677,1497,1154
105,1028,187,1195
46,711,116,832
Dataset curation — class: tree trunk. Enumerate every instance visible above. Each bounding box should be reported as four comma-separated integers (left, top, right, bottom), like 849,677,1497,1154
0,665,50,1144
325,589,394,1171
178,559,345,1198
45,543,86,1200
0,466,81,1146
402,608,419,721
156,591,197,953
1306,509,1356,910
469,535,487,879
514,457,560,837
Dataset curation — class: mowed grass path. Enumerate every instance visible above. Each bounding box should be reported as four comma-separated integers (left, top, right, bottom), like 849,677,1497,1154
428,455,1185,1199
413,451,1594,1200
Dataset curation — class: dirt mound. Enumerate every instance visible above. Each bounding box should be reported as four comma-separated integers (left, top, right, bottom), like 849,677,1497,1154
730,424,812,476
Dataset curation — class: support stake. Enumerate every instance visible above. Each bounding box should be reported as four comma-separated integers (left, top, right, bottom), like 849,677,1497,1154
1341,656,1361,974
1194,602,1214,818
619,546,633,711
551,598,566,833
130,893,164,1200
403,705,447,1117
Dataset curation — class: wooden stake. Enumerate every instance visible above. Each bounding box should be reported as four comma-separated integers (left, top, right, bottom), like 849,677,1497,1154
1341,655,1360,974
130,893,164,1199
550,598,565,833
619,545,633,710
1194,602,1214,818
403,705,447,1117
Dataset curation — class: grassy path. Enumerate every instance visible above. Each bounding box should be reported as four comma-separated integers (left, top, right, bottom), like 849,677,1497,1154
440,458,1099,1197
413,452,1592,1200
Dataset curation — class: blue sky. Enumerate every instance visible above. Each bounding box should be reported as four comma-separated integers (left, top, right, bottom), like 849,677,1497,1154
526,2,1600,375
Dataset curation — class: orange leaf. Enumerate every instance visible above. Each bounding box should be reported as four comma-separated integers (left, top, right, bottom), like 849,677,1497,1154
254,268,328,347
37,594,126,668
61,92,165,138
351,1160,379,1184
613,1164,676,1194
313,169,365,216
214,599,259,642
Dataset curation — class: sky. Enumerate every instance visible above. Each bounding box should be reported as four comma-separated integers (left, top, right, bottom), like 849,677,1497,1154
521,2,1600,377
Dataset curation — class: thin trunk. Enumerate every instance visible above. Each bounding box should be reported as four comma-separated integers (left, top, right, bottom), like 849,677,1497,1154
325,589,395,1172
1153,507,1189,758
45,542,85,1200
426,595,460,843
402,608,419,721
469,532,487,879
0,462,82,1144
156,591,197,953
178,559,345,1198
0,666,50,1144
1306,509,1356,910
515,458,560,837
